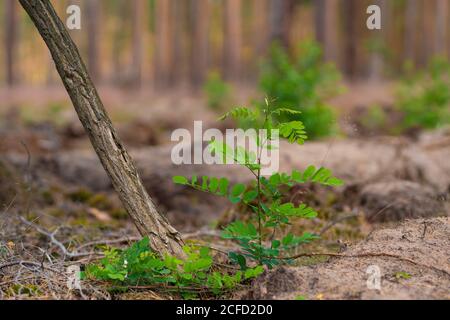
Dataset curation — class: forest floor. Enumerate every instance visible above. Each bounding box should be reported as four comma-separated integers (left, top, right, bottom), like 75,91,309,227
0,84,449,300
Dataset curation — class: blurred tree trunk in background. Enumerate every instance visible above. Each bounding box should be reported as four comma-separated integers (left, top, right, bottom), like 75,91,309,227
315,0,326,48
131,0,145,88
86,0,101,82
269,0,294,49
368,0,388,82
5,0,18,87
404,0,418,63
9,0,450,88
223,0,242,81
170,1,183,86
435,0,448,56
155,0,172,88
419,0,433,67
191,0,210,89
314,0,339,62
112,0,127,83
342,0,358,79
252,0,269,58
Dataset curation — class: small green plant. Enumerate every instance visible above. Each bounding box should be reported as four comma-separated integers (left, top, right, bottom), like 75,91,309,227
394,271,412,280
258,41,343,139
397,57,450,130
84,237,263,296
203,71,233,110
173,100,343,269
360,104,388,133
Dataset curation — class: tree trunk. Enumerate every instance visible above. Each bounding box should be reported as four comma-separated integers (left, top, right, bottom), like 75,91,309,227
368,0,387,82
420,0,433,67
223,0,242,81
85,0,101,82
269,0,294,49
342,0,358,79
249,0,269,79
131,0,144,88
170,0,183,86
314,0,326,47
435,0,448,56
5,0,18,87
154,0,172,89
110,0,127,84
404,0,418,63
18,0,185,258
191,0,210,89
315,0,339,62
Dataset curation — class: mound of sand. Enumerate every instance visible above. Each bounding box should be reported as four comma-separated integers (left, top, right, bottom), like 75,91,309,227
238,217,450,300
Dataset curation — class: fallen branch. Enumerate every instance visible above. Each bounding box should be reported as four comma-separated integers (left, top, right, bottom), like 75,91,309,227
19,216,95,259
0,260,63,275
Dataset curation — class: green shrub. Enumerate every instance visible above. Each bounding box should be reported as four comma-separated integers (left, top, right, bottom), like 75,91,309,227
397,57,450,130
203,71,233,110
173,100,343,269
84,237,263,296
258,41,343,139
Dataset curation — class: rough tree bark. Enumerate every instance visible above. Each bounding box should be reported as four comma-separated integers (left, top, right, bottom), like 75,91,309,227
18,0,185,258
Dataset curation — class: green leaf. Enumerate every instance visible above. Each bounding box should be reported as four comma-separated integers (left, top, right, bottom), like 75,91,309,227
229,252,247,269
209,177,219,193
269,173,281,186
324,177,344,186
282,233,294,246
228,196,242,204
218,107,258,121
222,221,258,241
244,266,264,279
291,170,303,182
243,190,258,202
230,183,246,197
172,176,188,185
108,273,125,281
218,178,229,195
302,165,316,180
208,140,234,164
272,240,281,248
201,176,209,190
278,121,308,144
271,108,302,117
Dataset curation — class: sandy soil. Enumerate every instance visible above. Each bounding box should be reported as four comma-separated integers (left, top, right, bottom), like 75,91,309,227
239,217,450,300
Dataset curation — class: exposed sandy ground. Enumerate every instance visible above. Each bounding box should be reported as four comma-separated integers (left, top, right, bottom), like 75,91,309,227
1,84,449,299
238,217,450,300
